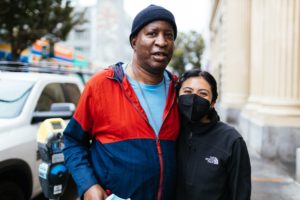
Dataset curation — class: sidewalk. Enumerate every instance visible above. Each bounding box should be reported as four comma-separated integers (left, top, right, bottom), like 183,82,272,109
250,148,300,200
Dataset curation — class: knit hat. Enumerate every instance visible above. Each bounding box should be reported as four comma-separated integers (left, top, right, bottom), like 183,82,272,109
129,4,177,42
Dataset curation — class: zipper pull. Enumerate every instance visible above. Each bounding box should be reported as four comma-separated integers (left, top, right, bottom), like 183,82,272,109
188,131,193,149
189,131,193,139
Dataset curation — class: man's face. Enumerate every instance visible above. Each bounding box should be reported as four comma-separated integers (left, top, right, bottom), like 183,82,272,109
131,20,175,75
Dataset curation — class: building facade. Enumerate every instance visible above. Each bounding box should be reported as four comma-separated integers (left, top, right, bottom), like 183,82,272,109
209,0,300,164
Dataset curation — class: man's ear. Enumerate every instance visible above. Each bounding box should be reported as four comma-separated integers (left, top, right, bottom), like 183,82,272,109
131,37,137,49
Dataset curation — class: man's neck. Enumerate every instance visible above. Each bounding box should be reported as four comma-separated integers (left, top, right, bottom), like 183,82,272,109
127,63,164,85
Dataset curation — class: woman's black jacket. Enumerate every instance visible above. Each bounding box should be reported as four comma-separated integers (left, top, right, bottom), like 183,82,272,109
176,114,251,200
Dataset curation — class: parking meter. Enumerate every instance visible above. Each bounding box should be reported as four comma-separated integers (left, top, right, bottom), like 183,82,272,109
37,118,69,200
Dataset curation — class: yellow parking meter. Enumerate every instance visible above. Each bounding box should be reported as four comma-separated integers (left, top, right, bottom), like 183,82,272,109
37,118,65,144
37,118,69,200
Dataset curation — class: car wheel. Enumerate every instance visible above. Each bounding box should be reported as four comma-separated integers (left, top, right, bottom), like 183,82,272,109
0,181,25,200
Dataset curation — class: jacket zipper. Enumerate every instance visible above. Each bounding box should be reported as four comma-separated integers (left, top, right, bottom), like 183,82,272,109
188,129,194,146
156,89,177,200
189,131,193,139
116,79,157,134
156,139,163,200
112,76,176,200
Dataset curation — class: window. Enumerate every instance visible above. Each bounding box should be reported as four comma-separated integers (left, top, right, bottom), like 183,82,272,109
62,83,81,107
0,79,34,118
35,83,80,112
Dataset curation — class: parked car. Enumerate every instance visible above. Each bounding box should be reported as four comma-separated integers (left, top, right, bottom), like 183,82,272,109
0,63,92,199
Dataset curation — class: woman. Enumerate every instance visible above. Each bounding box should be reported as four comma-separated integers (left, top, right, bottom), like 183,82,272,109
176,69,251,200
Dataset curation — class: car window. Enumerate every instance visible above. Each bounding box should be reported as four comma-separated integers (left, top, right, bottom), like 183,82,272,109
35,83,80,112
0,79,34,118
35,83,64,112
62,83,81,107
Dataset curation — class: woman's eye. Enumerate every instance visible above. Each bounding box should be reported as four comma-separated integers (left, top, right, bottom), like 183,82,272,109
199,92,208,97
184,90,192,94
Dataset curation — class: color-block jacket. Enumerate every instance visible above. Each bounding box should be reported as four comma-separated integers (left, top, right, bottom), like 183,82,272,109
63,63,180,200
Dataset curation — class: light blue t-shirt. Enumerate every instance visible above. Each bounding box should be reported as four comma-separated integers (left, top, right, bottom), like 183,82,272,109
123,64,170,136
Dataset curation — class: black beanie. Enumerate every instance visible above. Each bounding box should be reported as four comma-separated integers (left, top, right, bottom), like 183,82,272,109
129,4,177,42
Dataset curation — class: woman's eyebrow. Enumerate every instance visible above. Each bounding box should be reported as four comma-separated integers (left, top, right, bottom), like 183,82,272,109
197,88,209,93
182,86,193,90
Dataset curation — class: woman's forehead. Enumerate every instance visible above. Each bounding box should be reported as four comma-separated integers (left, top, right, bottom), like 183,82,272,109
182,76,210,89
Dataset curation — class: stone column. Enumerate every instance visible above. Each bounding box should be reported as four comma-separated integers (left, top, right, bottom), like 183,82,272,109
241,0,300,163
219,0,251,123
209,0,225,98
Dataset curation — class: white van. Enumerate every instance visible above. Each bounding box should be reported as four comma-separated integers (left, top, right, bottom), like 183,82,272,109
0,63,90,199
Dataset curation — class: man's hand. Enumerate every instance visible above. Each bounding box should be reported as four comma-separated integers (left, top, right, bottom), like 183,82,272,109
84,184,107,200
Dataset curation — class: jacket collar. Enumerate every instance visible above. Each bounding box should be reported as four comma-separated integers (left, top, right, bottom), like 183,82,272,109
106,62,178,127
184,109,220,135
107,62,178,83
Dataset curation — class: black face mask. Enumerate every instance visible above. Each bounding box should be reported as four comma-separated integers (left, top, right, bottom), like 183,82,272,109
178,94,211,122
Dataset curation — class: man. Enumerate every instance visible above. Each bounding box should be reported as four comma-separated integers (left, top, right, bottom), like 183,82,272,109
63,5,180,200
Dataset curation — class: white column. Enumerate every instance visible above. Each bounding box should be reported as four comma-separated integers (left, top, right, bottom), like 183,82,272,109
249,0,300,125
221,0,251,109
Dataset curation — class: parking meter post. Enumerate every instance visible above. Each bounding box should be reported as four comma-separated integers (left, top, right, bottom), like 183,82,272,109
37,118,69,200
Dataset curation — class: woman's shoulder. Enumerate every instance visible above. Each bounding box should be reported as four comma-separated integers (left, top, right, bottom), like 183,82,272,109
214,121,242,141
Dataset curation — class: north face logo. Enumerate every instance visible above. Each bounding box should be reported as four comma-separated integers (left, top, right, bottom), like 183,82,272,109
205,156,219,165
